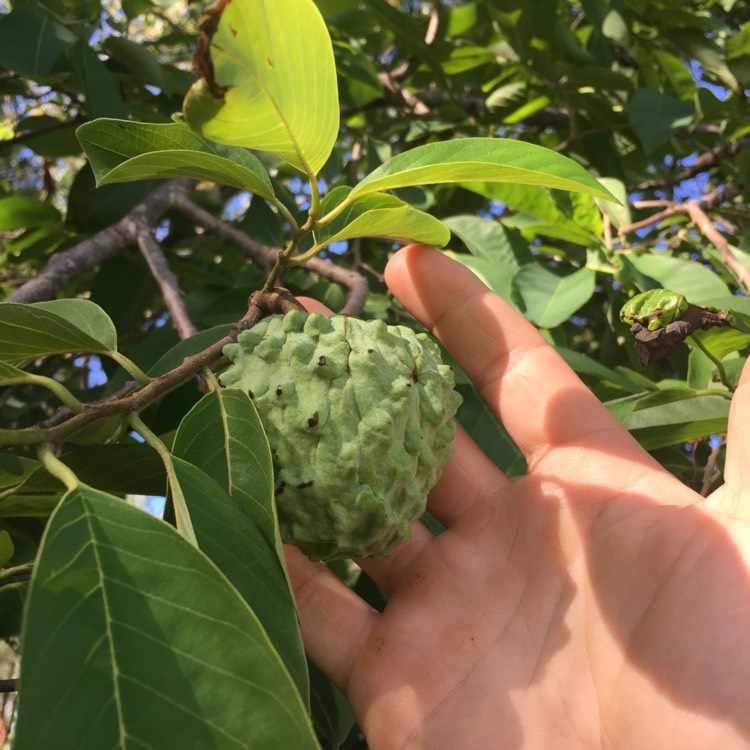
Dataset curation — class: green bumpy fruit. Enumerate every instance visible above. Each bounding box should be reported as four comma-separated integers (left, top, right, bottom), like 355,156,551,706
220,310,462,562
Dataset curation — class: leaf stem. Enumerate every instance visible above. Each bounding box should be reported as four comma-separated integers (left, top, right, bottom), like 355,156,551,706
0,581,28,595
128,414,198,547
109,351,152,385
287,242,327,267
37,444,79,492
0,562,34,581
688,336,735,393
1,372,85,412
270,197,300,233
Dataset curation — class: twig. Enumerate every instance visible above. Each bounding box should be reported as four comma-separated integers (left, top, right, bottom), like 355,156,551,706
5,180,194,304
700,441,723,497
0,288,298,446
173,195,369,315
136,232,197,339
685,200,750,292
633,138,749,192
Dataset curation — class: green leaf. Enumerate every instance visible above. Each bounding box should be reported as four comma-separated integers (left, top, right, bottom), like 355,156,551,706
628,88,694,154
0,494,60,519
0,454,40,491
628,254,729,303
0,529,14,566
14,485,320,750
169,457,310,709
443,214,531,267
0,300,118,360
67,41,128,120
0,360,33,386
463,182,596,245
513,265,596,328
442,250,519,304
183,0,339,176
172,390,277,545
690,328,750,362
620,390,731,450
309,660,355,746
102,35,164,88
171,391,309,702
556,347,645,393
594,178,631,229
316,188,450,248
0,196,62,231
18,444,166,497
76,120,276,199
350,139,617,201
456,380,524,474
0,3,76,77
147,324,232,377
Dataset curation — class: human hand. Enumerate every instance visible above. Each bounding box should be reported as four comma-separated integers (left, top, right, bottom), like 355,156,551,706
286,245,750,750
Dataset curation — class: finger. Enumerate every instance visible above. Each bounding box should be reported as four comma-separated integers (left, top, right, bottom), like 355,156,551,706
284,545,376,694
384,245,655,471
707,358,750,521
297,296,331,314
426,423,509,527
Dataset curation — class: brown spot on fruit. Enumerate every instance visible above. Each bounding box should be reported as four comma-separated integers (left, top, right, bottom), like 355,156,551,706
297,481,315,490
318,356,326,366
308,412,320,428
276,385,283,396
274,481,286,496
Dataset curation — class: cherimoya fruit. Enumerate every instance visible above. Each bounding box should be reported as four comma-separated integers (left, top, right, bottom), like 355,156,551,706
219,310,462,561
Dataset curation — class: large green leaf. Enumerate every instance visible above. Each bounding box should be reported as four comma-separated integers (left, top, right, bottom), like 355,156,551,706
171,391,308,702
628,88,694,154
0,300,117,360
443,250,519,304
0,494,60,519
0,3,76,77
0,454,40,491
349,139,617,201
622,392,730,449
67,41,128,120
169,457,310,708
628,254,729,303
14,485,320,750
148,324,232,377
76,120,276,199
513,265,596,328
443,214,532,267
183,0,339,176
172,389,277,547
315,187,450,248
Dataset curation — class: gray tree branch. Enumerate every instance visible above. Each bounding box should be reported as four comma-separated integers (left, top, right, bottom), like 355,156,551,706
136,232,197,340
5,179,194,304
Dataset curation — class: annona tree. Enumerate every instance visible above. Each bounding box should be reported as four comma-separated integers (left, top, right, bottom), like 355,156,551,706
0,0,748,747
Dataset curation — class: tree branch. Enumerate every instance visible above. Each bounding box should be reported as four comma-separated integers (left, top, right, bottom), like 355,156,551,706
172,194,369,315
136,232,197,339
685,200,750,292
0,288,303,446
5,179,194,304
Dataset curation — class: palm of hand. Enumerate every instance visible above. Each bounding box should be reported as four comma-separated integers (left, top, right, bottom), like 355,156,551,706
288,246,750,750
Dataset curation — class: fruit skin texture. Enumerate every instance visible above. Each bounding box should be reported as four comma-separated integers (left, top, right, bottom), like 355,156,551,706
220,310,462,562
